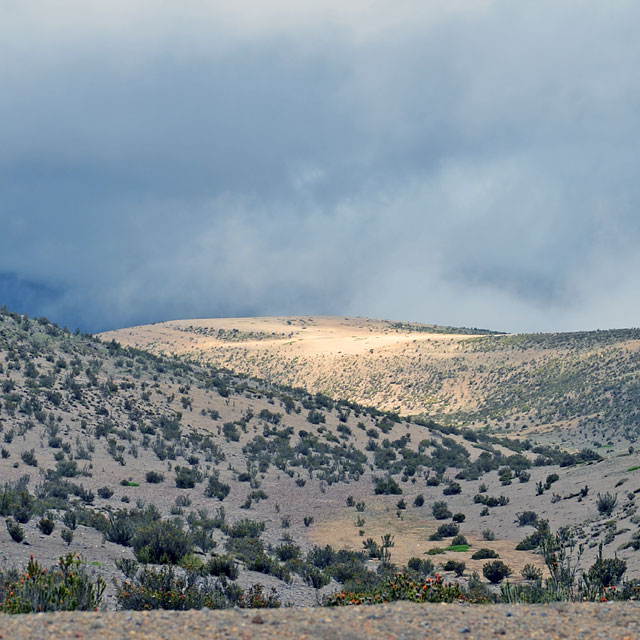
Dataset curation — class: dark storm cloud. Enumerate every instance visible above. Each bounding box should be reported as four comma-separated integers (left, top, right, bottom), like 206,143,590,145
1,1,639,332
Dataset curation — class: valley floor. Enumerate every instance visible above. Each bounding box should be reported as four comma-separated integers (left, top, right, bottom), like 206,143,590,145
2,602,640,640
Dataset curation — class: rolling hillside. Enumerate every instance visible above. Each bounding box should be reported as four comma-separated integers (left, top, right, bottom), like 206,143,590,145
101,317,640,447
2,307,640,612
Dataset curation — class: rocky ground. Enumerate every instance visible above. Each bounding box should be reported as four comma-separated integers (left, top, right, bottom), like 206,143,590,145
1,602,640,640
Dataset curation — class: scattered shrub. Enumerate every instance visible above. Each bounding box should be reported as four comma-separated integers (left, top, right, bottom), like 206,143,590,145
132,520,192,564
432,501,452,520
443,560,465,576
5,518,24,543
521,564,543,581
97,486,114,499
482,560,512,583
516,511,539,527
471,548,499,560
204,474,231,501
38,516,55,536
596,492,617,516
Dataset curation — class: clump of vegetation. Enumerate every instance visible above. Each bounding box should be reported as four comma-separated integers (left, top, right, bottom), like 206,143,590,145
596,492,617,516
471,548,499,560
431,501,452,520
482,560,512,584
324,572,468,606
0,554,105,613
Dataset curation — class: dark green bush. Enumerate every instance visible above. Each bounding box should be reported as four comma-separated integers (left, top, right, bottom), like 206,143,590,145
443,560,465,576
516,511,538,527
132,520,192,564
174,466,202,489
225,519,266,539
38,516,55,535
5,518,24,543
431,501,452,520
205,554,239,579
471,548,499,560
596,492,617,516
97,486,114,499
436,523,459,538
204,474,231,501
482,560,512,583
407,557,434,576
373,476,402,495
145,471,164,484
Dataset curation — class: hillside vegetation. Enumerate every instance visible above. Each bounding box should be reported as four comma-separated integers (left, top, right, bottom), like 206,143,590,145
1,307,640,612
101,317,640,446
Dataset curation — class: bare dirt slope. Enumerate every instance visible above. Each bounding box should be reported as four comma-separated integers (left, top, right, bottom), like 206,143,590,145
101,316,640,445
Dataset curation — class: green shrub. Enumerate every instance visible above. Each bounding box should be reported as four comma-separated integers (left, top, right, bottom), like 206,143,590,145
20,450,38,467
482,560,512,583
324,571,467,605
61,528,74,546
115,565,233,610
0,554,105,613
471,548,499,560
132,520,192,564
175,466,202,489
452,513,466,523
204,474,231,501
516,511,538,527
431,501,452,520
596,492,617,516
97,486,114,499
442,482,461,496
145,471,164,484
205,554,239,579
373,476,402,495
38,516,55,536
521,564,543,581
443,560,465,576
407,557,434,576
225,519,266,539
435,523,459,538
5,518,24,543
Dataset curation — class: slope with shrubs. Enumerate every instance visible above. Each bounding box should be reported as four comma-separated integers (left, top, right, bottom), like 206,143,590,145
1,307,640,612
101,317,640,445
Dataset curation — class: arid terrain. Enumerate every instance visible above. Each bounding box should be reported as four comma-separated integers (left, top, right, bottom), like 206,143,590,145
101,316,640,449
1,308,640,619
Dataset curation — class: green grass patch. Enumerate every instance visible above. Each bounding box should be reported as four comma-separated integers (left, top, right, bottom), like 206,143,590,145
445,544,470,552
627,465,640,472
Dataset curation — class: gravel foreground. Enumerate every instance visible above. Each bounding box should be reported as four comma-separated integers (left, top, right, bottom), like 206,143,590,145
1,603,640,640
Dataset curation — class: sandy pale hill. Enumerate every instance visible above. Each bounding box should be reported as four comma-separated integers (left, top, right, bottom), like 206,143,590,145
100,317,640,445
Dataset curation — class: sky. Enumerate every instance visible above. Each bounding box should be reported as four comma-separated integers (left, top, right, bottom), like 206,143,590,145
1,1,639,333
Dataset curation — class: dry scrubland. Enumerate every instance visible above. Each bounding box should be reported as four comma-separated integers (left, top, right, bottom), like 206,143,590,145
0,308,639,627
102,316,640,449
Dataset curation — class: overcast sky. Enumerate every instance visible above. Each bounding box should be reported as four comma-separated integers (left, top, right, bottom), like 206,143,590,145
1,1,639,333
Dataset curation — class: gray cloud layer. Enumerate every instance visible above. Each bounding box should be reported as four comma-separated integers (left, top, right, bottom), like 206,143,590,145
1,1,639,332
